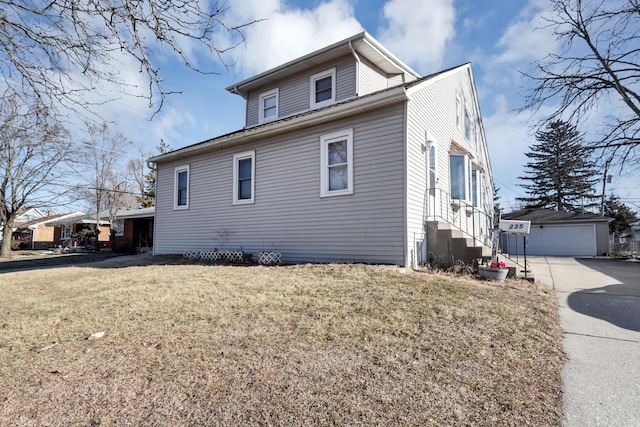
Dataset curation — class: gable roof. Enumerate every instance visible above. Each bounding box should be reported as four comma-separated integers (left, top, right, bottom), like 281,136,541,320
150,63,471,165
47,211,111,226
503,208,611,223
14,212,84,230
226,32,420,98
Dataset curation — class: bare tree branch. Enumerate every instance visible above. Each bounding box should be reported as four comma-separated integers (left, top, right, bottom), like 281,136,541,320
0,0,259,117
522,0,640,167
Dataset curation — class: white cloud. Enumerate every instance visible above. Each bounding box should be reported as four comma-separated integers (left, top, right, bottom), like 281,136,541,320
220,0,363,78
483,94,567,210
377,0,456,73
494,0,557,63
483,96,532,209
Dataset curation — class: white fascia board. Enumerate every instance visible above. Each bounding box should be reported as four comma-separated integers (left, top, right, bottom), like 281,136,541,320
404,64,470,97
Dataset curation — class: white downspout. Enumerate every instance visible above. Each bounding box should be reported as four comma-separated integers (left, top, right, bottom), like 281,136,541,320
348,40,360,96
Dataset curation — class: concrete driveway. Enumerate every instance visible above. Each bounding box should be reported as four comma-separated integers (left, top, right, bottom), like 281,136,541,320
528,256,640,426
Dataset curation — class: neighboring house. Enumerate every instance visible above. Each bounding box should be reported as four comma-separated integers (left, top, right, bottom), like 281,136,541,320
1,208,47,243
49,212,111,250
114,207,155,252
149,32,494,268
501,208,611,257
12,211,84,249
615,220,640,256
16,208,48,222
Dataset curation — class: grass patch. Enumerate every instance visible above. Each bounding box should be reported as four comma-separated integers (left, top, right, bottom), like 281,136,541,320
0,262,564,426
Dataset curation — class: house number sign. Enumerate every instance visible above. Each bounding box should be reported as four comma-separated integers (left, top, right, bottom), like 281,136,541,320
499,219,531,235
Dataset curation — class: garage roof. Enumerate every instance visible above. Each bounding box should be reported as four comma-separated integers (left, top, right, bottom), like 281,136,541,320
503,208,611,224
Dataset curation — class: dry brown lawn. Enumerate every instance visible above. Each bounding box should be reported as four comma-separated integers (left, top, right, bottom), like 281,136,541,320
0,257,564,426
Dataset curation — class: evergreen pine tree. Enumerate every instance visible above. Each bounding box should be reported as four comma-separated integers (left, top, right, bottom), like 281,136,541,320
517,121,599,212
604,195,638,235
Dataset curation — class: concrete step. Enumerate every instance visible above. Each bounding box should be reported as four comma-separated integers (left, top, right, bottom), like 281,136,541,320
427,220,493,268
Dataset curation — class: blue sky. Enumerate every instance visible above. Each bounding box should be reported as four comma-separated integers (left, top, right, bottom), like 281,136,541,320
98,0,639,212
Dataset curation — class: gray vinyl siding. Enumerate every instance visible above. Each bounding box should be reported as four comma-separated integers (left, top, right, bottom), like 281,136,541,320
358,56,388,96
388,74,405,87
154,103,407,265
405,67,494,263
245,55,357,127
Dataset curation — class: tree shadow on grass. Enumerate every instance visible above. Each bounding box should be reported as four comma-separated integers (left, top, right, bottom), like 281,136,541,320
0,253,262,274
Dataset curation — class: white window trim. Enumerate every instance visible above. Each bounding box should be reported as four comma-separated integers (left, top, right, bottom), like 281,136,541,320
449,154,471,202
471,169,480,207
428,144,437,189
258,88,279,124
60,224,73,239
310,68,336,109
320,128,353,197
233,150,255,205
464,105,473,142
173,165,190,210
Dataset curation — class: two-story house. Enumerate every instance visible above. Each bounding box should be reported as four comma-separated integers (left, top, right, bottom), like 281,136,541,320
149,32,493,268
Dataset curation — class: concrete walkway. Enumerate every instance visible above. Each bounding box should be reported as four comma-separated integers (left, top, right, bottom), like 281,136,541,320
527,256,640,426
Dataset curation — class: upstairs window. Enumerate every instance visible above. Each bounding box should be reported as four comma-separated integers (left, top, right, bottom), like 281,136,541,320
310,68,336,109
456,93,462,131
259,88,278,123
233,151,255,205
174,165,190,210
320,129,353,197
464,107,472,142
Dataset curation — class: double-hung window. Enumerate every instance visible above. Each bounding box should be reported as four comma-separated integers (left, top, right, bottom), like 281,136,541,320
310,68,336,109
60,224,73,239
471,169,479,207
320,129,353,197
233,151,255,204
259,88,278,123
174,165,190,210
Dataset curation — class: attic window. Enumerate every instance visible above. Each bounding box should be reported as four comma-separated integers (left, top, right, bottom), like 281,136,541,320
310,68,336,109
464,107,472,142
259,88,278,123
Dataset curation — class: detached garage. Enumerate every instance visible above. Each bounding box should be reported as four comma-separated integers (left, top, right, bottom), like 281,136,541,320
500,209,611,257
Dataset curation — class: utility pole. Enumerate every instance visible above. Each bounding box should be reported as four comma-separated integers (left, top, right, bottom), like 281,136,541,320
600,158,612,216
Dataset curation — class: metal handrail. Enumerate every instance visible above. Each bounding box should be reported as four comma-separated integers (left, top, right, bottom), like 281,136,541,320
425,187,493,248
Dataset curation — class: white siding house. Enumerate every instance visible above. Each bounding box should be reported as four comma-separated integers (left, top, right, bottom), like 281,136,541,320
150,32,494,268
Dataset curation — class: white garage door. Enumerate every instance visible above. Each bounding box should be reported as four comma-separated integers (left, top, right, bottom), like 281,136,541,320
525,224,596,256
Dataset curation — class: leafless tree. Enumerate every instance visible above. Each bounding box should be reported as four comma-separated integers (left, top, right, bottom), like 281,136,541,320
128,139,171,207
0,92,72,257
0,0,257,117
523,0,640,166
77,122,137,251
127,144,152,207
